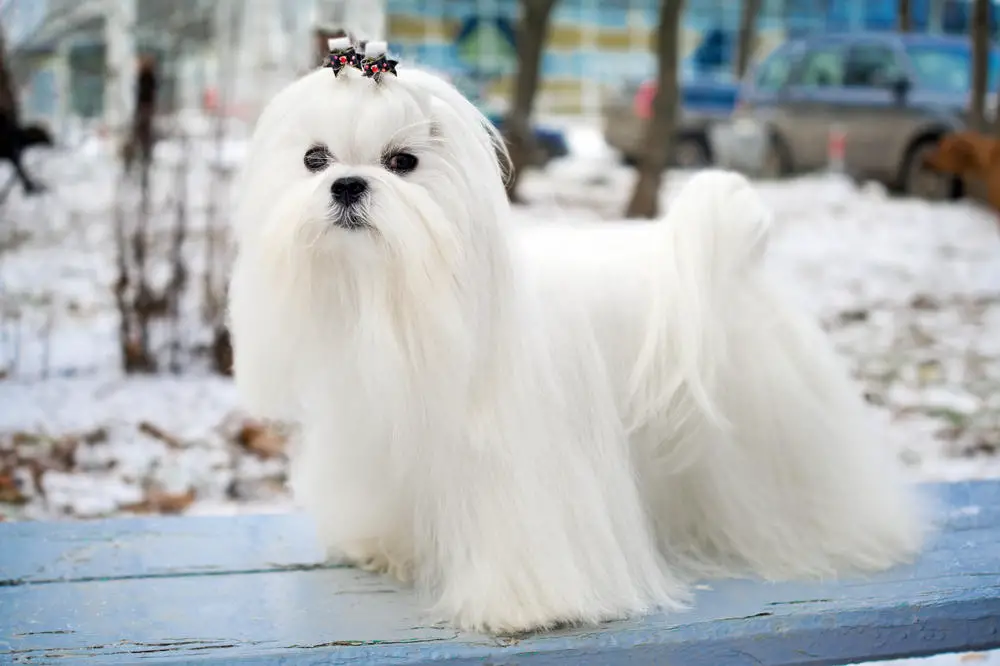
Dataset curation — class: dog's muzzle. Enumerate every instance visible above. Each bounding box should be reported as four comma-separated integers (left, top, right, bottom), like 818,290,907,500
328,176,371,230
331,176,368,207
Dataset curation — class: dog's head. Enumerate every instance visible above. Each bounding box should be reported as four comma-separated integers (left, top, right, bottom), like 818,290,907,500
234,51,511,292
19,123,54,149
922,131,999,176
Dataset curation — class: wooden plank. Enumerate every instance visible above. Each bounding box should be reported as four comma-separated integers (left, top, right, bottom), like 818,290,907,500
0,513,327,585
1,481,999,665
4,480,997,585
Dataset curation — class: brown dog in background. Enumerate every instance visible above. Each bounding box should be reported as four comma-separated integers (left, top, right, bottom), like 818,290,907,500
923,130,1000,217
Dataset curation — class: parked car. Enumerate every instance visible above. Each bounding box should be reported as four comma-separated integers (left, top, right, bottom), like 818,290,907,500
486,112,570,166
729,32,1000,199
602,78,739,168
421,68,570,167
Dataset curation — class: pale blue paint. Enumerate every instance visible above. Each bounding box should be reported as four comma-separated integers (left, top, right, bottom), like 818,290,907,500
1,481,999,665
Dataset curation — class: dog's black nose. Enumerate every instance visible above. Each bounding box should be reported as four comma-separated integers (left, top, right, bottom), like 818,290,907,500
331,176,368,206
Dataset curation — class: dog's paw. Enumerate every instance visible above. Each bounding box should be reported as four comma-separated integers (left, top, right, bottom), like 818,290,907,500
337,539,414,584
444,602,600,636
354,551,414,583
435,584,624,635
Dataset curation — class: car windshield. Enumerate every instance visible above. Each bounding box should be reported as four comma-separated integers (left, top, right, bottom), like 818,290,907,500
751,45,795,90
905,43,1000,94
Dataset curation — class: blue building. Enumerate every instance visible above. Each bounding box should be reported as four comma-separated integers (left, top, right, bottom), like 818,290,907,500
5,0,1000,125
385,0,1000,116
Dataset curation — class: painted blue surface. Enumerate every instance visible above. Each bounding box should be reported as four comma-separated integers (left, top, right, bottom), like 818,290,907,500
0,513,325,585
1,481,999,665
682,81,740,113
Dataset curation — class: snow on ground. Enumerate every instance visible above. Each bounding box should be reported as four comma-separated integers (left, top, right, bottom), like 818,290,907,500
1,121,998,663
2,125,1000,520
522,133,1000,486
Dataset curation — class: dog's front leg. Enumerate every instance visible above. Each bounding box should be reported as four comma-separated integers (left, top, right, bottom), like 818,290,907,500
288,423,415,583
409,408,684,635
10,152,43,195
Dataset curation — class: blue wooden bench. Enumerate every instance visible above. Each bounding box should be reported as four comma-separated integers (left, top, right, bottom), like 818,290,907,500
2,480,999,665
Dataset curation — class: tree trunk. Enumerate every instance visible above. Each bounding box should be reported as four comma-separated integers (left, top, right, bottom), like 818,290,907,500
314,27,348,67
504,0,559,202
929,0,945,33
0,25,20,124
897,0,912,32
995,63,1000,137
971,0,990,132
734,0,762,80
624,0,684,219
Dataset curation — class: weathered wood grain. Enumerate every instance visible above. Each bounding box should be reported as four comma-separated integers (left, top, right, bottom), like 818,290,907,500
1,481,998,665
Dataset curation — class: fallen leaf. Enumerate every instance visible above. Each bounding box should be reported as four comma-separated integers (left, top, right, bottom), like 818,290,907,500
836,308,870,325
969,436,998,456
0,472,25,504
82,428,109,445
236,422,286,459
50,437,78,471
138,421,185,449
122,488,196,515
10,432,42,447
909,294,939,310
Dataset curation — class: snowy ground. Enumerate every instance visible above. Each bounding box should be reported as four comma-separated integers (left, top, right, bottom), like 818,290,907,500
2,123,1000,518
0,122,998,663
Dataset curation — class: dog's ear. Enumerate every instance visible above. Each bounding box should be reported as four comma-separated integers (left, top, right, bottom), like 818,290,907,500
967,133,996,171
926,134,977,174
922,138,956,173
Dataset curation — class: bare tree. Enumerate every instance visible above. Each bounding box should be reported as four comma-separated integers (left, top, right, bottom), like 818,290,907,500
897,0,912,32
734,0,761,80
624,0,684,219
112,189,159,373
122,54,158,173
971,0,991,132
0,25,18,123
929,0,945,33
203,0,241,376
504,0,559,202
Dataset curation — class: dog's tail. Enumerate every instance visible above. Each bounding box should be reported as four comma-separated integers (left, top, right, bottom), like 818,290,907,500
626,170,769,466
628,169,928,579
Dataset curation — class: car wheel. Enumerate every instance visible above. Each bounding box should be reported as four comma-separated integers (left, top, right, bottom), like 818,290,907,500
901,139,958,201
673,135,712,168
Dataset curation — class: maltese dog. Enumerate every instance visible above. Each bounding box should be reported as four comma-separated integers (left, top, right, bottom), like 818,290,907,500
228,40,927,634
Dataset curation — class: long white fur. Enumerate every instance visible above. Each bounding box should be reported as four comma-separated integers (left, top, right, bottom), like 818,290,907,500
227,63,928,634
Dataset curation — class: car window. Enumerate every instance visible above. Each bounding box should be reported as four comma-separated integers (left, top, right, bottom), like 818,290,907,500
753,48,794,91
905,44,1000,93
795,46,844,87
843,43,904,87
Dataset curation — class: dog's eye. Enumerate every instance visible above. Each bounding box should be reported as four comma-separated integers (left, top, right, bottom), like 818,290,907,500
385,152,418,174
304,145,333,173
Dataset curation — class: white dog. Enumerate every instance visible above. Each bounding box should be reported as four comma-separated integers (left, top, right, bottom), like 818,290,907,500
227,42,927,634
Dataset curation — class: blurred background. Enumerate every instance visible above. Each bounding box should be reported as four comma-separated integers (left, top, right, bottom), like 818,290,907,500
1,3,1000,662
3,1,999,133
0,0,998,539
